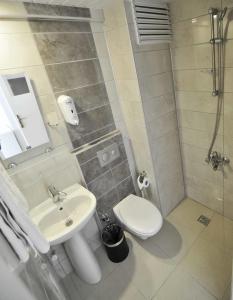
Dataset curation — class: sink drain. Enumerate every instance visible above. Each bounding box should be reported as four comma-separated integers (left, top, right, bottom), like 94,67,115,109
65,219,73,227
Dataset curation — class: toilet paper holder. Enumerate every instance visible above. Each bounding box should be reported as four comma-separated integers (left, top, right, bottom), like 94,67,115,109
137,171,149,191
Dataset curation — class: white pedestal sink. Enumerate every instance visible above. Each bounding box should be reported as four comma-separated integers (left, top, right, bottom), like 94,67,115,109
30,183,101,284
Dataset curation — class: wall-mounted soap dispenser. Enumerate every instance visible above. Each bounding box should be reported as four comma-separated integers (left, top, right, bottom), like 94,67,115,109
57,95,79,126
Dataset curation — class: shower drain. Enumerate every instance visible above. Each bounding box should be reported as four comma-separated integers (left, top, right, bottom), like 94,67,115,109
197,215,211,226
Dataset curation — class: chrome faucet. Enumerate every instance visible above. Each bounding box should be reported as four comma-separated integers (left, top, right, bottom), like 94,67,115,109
205,151,230,171
48,185,67,203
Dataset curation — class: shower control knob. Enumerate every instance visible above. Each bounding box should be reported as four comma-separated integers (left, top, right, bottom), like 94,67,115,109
206,151,230,171
223,156,230,165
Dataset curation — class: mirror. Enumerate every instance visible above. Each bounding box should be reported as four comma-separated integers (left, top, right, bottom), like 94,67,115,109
0,73,49,160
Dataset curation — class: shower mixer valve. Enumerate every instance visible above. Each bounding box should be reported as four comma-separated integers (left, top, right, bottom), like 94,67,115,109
205,151,230,171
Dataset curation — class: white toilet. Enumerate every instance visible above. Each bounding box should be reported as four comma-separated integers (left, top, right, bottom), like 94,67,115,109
113,194,163,240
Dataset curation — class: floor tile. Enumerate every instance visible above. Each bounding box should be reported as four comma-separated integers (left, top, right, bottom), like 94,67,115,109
167,198,214,233
62,273,84,300
62,198,232,300
85,266,146,300
95,245,119,278
179,237,232,299
135,219,201,265
154,267,217,300
200,212,233,251
119,234,175,299
70,237,135,299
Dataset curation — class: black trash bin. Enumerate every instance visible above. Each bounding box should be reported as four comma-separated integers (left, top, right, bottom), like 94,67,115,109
101,224,129,263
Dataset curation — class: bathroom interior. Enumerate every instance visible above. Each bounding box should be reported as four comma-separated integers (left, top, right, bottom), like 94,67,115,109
1,0,233,299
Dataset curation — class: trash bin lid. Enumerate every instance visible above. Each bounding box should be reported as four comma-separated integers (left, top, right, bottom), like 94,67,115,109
115,194,163,235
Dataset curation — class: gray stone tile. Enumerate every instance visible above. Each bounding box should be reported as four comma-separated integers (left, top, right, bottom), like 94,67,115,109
34,33,97,64
80,149,129,185
81,156,109,184
117,177,135,201
24,3,90,18
46,59,103,93
111,160,131,184
76,133,123,164
96,188,119,217
109,143,127,168
87,170,115,199
29,20,91,33
56,83,109,113
72,124,116,149
66,104,115,147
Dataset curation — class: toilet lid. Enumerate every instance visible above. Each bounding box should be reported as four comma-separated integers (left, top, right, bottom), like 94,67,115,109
116,194,162,235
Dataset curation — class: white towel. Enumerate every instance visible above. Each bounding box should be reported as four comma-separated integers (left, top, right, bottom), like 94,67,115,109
0,199,37,256
0,163,50,257
0,215,29,263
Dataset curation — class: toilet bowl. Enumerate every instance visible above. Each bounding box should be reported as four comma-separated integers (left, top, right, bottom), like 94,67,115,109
113,194,163,240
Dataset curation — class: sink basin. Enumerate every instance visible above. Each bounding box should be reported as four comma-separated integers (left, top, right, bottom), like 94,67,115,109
30,183,101,284
30,184,96,245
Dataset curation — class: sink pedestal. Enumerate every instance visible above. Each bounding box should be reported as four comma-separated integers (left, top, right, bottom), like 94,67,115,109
65,231,101,284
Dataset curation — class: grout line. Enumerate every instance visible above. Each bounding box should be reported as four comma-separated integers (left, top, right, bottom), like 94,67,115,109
77,103,110,115
170,42,210,49
45,57,99,66
33,31,93,35
73,122,115,141
178,108,222,115
171,13,209,25
54,80,105,94
178,125,223,135
171,38,233,50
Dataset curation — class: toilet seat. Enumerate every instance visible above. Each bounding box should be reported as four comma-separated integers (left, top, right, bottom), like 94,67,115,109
113,194,163,237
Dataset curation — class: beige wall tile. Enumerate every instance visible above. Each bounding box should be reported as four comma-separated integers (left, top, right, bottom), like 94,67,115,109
186,177,223,213
0,1,31,34
143,93,176,122
135,49,171,77
174,69,212,92
147,111,178,141
10,146,83,209
178,110,223,135
171,15,211,48
170,0,220,23
140,72,174,99
116,79,141,102
171,43,211,70
180,127,223,151
0,33,43,69
175,91,217,113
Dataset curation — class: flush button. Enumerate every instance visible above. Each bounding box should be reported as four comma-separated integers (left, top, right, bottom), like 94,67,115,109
97,143,120,167
102,152,108,162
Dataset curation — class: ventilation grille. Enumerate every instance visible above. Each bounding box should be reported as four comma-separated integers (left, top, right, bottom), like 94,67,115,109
132,0,172,45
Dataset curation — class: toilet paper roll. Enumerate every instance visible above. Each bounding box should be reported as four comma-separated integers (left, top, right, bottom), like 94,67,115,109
137,175,150,190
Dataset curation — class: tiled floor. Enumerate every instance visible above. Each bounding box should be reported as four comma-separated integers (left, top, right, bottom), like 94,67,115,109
62,198,233,300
